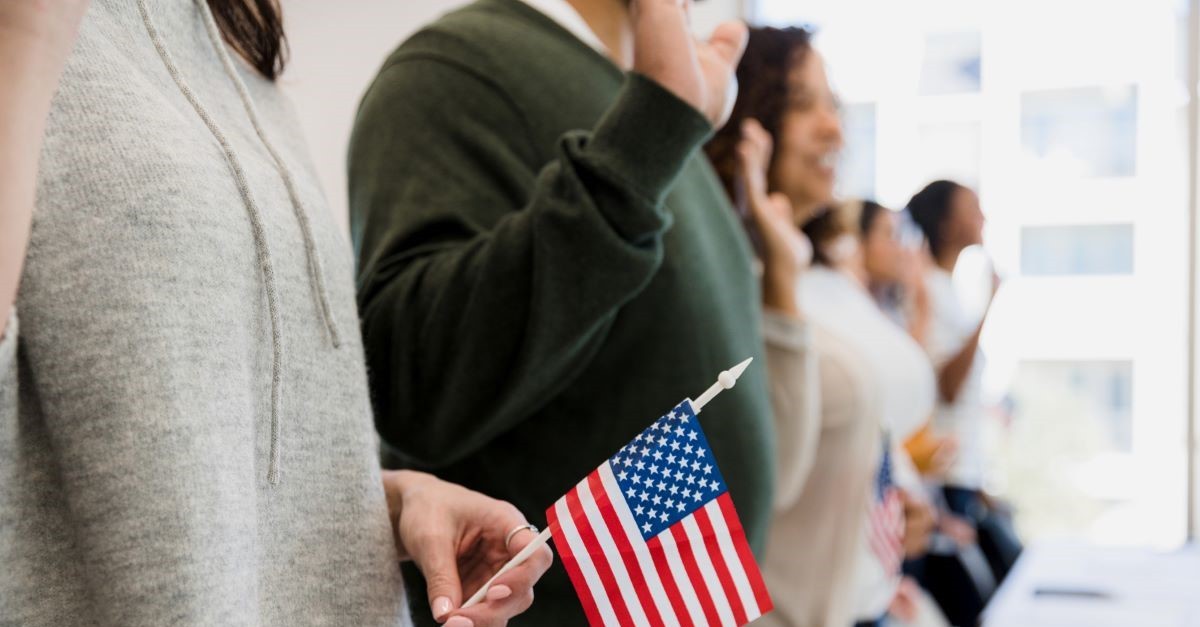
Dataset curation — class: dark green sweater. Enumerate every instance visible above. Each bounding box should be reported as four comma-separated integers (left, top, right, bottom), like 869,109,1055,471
348,1,775,624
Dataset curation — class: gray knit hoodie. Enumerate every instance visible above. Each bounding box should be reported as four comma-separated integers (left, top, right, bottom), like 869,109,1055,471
0,1,408,624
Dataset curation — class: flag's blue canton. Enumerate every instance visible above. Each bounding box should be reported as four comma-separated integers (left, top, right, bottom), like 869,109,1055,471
876,434,894,500
608,399,727,541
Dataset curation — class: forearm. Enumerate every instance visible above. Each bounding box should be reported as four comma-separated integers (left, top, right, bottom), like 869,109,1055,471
937,325,983,403
0,2,86,336
761,265,801,318
363,169,665,467
907,319,928,346
360,74,712,466
907,307,930,346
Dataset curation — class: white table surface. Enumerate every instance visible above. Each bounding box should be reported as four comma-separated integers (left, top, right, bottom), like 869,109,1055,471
983,541,1200,627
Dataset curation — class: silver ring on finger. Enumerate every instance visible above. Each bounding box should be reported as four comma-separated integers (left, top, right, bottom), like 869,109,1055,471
504,523,539,551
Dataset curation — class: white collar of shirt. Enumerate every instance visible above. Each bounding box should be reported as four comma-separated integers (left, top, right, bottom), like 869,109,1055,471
517,0,608,54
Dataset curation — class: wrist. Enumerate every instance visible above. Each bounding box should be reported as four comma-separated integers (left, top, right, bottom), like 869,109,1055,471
384,469,436,509
0,28,68,67
382,469,433,561
762,271,799,316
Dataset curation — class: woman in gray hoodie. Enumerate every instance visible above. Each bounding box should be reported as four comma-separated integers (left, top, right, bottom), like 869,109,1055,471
0,1,553,625
0,0,751,625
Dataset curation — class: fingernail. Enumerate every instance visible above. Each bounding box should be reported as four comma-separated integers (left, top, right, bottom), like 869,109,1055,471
486,585,513,601
445,617,474,627
432,597,453,620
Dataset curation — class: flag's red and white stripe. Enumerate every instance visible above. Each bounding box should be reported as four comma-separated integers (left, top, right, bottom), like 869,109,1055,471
867,487,905,576
548,462,772,627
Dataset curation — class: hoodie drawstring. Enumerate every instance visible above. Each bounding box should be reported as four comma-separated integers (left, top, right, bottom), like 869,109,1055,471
194,2,343,350
137,0,342,485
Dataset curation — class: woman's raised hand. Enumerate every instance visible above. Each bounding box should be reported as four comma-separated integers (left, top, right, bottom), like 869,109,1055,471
737,118,812,315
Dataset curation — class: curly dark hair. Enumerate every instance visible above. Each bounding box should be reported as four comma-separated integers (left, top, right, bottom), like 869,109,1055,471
704,26,814,215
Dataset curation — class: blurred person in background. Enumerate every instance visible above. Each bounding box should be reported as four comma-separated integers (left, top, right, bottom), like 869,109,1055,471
861,204,991,627
854,200,977,627
0,1,552,625
706,25,850,627
865,205,932,348
907,179,1023,587
707,28,941,625
801,200,940,627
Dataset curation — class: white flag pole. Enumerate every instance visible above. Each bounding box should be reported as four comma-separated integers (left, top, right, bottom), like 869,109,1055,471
691,357,753,412
459,357,754,609
460,527,553,608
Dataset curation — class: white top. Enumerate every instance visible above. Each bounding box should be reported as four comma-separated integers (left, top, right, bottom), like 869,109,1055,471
800,268,934,443
850,440,927,621
924,267,987,489
516,0,607,52
791,268,935,622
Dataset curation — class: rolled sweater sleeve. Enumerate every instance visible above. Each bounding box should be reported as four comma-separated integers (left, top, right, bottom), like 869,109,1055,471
350,57,713,467
762,310,821,507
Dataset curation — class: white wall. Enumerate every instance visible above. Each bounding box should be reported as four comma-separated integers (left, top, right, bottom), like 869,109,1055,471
281,0,744,231
281,1,459,232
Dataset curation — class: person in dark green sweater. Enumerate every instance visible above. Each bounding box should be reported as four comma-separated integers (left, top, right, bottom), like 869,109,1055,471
350,1,799,624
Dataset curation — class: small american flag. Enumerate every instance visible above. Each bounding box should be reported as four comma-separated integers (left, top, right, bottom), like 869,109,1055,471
867,435,905,576
546,399,773,627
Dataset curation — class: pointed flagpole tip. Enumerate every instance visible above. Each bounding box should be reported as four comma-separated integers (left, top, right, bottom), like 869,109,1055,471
730,357,753,379
718,357,754,389
694,357,756,412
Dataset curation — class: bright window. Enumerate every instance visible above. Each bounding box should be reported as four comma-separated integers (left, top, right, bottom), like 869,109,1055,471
1020,224,1135,276
837,102,878,199
756,0,1192,547
919,31,982,95
1021,86,1139,178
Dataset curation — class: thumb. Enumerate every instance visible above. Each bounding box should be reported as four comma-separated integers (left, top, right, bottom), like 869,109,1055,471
419,539,464,623
707,20,749,67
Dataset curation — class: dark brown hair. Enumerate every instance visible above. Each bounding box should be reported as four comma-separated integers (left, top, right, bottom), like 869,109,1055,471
208,0,287,80
906,179,965,258
705,26,813,214
801,199,885,266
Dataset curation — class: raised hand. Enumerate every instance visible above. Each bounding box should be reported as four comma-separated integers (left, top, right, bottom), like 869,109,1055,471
898,247,932,343
737,118,811,314
631,0,747,127
738,118,813,272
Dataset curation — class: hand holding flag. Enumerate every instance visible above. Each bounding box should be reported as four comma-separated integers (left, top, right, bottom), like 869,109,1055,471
382,470,553,626
463,359,774,627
